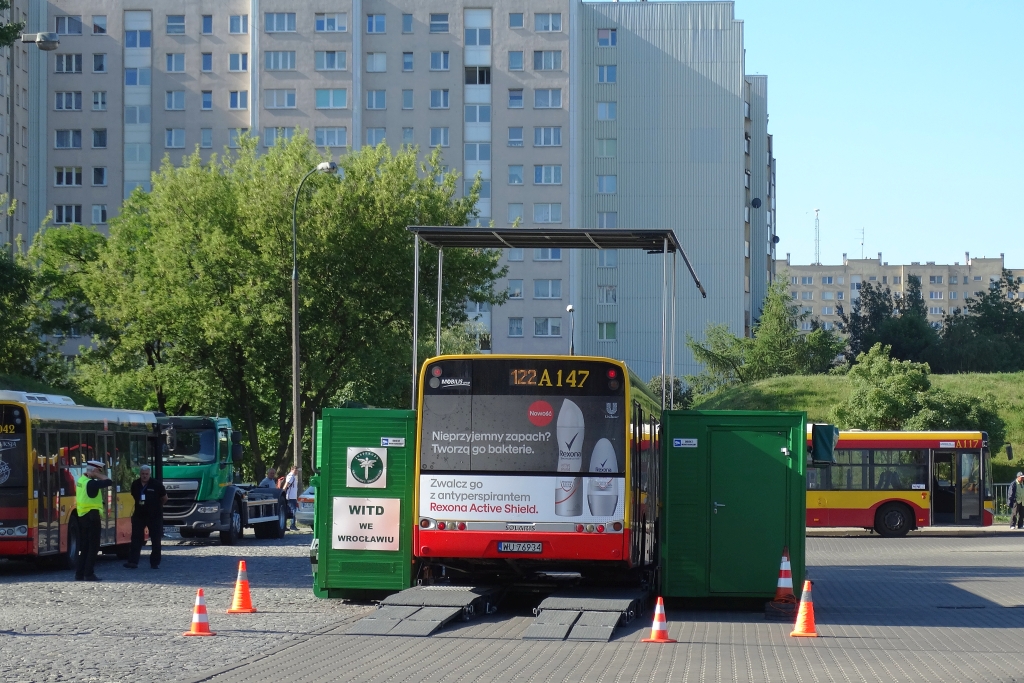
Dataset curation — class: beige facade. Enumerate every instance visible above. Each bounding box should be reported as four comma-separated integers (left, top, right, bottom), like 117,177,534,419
778,253,1023,330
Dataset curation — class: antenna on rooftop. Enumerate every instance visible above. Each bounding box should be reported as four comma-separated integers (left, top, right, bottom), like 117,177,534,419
860,227,865,260
813,209,820,265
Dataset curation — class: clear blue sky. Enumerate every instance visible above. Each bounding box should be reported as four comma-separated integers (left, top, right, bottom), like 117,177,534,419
734,0,1023,268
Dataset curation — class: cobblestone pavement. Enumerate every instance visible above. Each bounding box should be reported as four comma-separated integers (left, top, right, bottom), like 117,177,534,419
187,536,1024,683
0,528,371,683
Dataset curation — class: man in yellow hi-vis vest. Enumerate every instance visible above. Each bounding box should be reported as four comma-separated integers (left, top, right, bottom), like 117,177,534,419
75,460,114,581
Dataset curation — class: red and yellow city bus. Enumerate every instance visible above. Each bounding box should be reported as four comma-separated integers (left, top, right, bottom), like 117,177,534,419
414,355,661,583
806,430,993,536
0,392,159,566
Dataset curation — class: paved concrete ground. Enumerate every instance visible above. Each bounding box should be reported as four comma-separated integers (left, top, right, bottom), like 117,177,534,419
0,528,370,683
189,536,1024,683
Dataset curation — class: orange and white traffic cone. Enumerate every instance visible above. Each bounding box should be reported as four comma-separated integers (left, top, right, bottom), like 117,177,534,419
641,596,677,643
226,560,257,614
183,588,217,636
772,547,797,604
789,580,818,637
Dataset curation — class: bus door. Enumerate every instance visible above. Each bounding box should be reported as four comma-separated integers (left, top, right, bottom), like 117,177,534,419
98,433,117,545
931,452,955,525
32,431,59,554
958,450,982,525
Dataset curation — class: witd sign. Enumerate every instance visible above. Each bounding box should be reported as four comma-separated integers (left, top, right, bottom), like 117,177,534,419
331,497,400,551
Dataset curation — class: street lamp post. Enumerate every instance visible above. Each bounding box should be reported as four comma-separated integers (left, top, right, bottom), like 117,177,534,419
291,161,337,487
566,304,575,356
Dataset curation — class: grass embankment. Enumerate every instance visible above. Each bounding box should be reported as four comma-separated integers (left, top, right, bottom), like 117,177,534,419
696,372,1024,481
0,374,101,407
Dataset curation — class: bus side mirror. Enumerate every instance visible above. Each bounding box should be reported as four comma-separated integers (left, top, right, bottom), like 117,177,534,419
809,424,838,465
231,430,242,445
231,444,243,464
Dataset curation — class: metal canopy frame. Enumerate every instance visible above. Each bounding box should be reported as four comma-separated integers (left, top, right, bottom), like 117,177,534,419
408,226,707,411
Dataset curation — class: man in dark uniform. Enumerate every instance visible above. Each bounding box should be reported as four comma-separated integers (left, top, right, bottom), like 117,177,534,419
75,460,114,581
124,464,167,569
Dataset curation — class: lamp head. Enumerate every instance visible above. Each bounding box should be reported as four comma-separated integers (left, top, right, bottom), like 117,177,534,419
566,304,574,313
22,32,60,51
316,161,338,174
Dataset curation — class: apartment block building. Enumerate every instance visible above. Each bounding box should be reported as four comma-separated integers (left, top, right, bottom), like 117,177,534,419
13,0,773,380
779,253,1023,330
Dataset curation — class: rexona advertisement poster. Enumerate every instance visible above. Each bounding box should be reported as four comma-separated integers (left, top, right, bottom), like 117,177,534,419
419,358,627,524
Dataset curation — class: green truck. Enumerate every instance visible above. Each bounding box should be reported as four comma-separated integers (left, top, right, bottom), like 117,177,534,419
159,416,287,543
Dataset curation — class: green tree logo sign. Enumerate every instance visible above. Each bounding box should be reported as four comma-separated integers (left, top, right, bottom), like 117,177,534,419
350,450,384,486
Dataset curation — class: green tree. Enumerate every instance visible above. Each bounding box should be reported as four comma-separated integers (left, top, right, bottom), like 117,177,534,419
0,252,49,378
647,375,694,409
931,270,1024,373
837,274,938,363
43,136,504,477
0,1,25,50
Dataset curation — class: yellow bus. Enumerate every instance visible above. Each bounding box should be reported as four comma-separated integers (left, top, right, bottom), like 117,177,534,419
0,391,160,567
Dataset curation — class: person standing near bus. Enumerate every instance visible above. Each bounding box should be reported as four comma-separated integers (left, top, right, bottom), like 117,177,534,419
124,465,167,569
283,466,299,531
1010,472,1024,529
75,460,114,581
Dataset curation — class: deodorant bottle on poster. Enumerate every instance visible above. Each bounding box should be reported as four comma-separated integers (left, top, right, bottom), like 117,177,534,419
587,438,619,517
555,399,584,516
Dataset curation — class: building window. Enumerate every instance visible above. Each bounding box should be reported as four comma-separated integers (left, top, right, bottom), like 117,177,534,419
929,291,944,299
509,51,524,70
929,307,944,316
508,249,524,262
166,15,185,34
93,54,108,73
534,248,562,261
92,16,107,34
507,204,523,224
465,27,491,45
598,250,617,268
92,91,106,111
801,276,813,285
366,90,386,109
509,13,524,28
534,318,562,337
465,143,491,161
533,51,562,70
402,127,414,144
56,16,83,35
800,321,813,331
597,65,617,83
534,165,562,185
228,128,248,149
821,306,834,315
366,14,386,33
55,167,83,187
265,89,296,109
597,212,617,229
507,279,524,299
315,89,348,109
838,292,845,300
230,15,249,34
508,318,524,337
534,279,562,299
596,139,616,157
366,52,387,72
201,15,212,34
92,205,107,225
124,30,151,48
534,204,562,223
264,127,295,147
124,105,151,123
429,89,450,109
950,276,959,284
55,92,83,111
124,143,151,163
56,54,83,74
508,127,524,147
402,90,414,109
596,175,617,193
89,130,106,149
92,167,107,186
265,13,296,32
316,51,347,71
201,91,212,110
534,127,561,147
366,128,386,146
534,89,562,108
315,127,347,147
822,291,835,301
598,285,617,304
201,53,212,71
123,67,149,84
950,291,958,300
429,13,449,33
54,205,83,224
508,165,524,185
744,171,751,188
315,13,347,32
164,128,184,148
403,52,413,71
465,105,491,122
597,29,617,46
229,91,248,109
535,13,562,32
465,67,491,85
265,51,296,70
229,53,249,72
463,180,491,199
165,91,185,110
598,322,617,341
597,102,616,120
822,276,834,284
800,291,813,300
402,14,413,33
164,53,184,72
929,275,943,284
429,51,450,71
509,89,524,108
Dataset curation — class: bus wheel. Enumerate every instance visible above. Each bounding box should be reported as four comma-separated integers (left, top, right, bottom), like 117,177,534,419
875,503,912,537
60,517,79,570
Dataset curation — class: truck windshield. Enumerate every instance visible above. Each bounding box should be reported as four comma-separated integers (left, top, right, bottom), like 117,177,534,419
164,429,218,464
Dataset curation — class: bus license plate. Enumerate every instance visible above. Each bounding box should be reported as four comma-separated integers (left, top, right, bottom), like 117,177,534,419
498,542,542,553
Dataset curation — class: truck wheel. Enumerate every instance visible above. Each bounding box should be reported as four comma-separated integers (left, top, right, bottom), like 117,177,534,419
220,500,241,545
875,502,912,537
273,502,287,539
60,517,79,570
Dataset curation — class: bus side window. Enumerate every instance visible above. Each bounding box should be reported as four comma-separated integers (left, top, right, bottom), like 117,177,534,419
60,431,78,467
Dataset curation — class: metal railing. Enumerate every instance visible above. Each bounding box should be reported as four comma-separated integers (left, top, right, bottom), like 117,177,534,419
995,483,1010,516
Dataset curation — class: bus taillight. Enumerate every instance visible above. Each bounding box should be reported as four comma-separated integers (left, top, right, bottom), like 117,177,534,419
457,522,466,531
437,521,446,530
576,524,584,532
596,525,605,533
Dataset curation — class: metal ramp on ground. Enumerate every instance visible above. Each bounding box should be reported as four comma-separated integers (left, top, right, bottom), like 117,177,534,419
522,590,647,642
347,586,500,637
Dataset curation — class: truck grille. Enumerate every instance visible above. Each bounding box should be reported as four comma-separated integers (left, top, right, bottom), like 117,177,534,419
162,480,200,519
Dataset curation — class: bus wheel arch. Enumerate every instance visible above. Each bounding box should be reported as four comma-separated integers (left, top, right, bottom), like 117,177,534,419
874,501,914,537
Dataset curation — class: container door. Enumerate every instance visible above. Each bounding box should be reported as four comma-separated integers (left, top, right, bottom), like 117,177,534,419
931,452,955,525
709,429,788,594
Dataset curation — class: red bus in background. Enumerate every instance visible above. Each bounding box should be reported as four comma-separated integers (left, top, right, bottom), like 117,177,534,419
806,430,993,536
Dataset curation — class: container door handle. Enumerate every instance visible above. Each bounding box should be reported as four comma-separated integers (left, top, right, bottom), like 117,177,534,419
713,502,725,514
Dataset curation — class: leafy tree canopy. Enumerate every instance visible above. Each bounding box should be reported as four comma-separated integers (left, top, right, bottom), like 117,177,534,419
837,274,938,364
